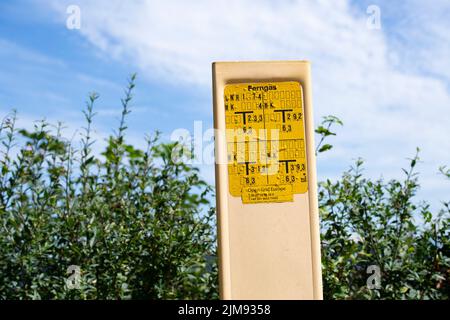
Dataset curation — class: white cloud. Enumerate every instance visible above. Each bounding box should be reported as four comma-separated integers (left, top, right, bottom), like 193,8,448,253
43,0,450,206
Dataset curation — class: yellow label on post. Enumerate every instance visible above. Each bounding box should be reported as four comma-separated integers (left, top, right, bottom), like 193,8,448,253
224,81,308,203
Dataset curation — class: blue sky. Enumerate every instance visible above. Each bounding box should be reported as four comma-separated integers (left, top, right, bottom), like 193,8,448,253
0,0,449,210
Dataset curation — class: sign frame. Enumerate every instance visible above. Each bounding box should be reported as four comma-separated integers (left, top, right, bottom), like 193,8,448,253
212,61,322,300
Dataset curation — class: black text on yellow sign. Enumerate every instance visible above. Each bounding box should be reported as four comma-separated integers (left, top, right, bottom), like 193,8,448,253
224,81,308,204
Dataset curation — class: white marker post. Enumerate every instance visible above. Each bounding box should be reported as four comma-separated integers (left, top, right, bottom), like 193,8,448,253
212,61,322,299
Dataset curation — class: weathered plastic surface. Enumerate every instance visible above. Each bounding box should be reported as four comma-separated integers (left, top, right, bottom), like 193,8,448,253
212,61,323,300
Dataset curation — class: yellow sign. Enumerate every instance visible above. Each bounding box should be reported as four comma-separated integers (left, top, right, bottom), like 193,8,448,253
224,81,308,203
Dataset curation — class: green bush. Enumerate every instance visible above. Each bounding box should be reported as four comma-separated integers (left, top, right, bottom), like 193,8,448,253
316,117,449,299
0,75,217,299
0,75,448,299
319,154,449,299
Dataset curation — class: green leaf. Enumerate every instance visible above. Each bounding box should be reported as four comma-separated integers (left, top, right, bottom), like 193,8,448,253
318,144,333,153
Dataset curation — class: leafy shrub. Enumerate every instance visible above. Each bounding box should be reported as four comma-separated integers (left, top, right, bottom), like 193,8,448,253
319,154,449,299
0,75,217,299
0,76,448,299
317,118,449,299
